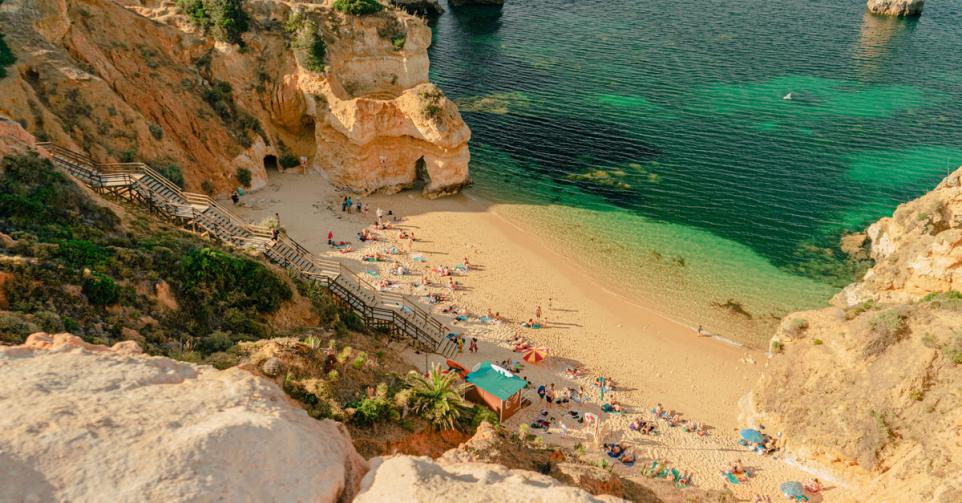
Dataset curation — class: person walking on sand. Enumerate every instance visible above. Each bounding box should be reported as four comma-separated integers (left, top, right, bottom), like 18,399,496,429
346,196,353,214
230,189,240,205
274,212,281,228
535,305,542,321
376,207,384,224
355,198,363,214
341,196,348,212
697,325,704,336
546,383,556,409
457,336,464,354
362,203,369,217
327,230,334,246
469,337,478,353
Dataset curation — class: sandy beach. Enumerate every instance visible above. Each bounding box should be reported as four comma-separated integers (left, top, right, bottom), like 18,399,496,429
228,170,854,500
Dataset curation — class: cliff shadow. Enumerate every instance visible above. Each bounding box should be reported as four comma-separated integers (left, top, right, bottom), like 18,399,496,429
446,2,504,36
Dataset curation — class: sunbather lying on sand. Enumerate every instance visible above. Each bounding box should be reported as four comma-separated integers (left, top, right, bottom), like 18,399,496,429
521,319,542,328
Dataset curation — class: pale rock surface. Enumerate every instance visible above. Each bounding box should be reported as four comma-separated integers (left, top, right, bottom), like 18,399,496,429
356,455,623,503
835,165,962,307
0,333,367,503
867,0,924,16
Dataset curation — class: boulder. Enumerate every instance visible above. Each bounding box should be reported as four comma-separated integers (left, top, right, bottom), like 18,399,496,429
0,333,368,502
867,0,924,16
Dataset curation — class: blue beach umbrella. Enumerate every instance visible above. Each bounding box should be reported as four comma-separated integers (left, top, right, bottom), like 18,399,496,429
780,481,809,501
739,428,765,444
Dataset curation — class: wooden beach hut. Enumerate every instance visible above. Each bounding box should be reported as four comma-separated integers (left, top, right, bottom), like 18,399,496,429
465,361,527,422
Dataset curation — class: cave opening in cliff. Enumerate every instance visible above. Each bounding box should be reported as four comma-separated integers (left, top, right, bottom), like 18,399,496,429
263,155,278,172
414,157,430,190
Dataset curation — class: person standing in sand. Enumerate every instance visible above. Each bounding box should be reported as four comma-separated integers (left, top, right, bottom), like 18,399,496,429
536,305,542,320
327,230,334,246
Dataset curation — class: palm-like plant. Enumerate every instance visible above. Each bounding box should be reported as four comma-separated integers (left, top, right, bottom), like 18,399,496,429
404,364,471,430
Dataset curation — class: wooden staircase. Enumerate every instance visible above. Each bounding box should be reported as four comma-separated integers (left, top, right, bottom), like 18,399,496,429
37,142,459,358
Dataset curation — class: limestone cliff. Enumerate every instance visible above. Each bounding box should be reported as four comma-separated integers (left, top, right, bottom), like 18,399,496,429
0,333,368,502
0,0,470,196
751,167,962,502
867,0,925,17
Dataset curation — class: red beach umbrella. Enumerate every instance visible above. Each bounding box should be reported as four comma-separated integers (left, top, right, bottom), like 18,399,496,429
522,347,548,364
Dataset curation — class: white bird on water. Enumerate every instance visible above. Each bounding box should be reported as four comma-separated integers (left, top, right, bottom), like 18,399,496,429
783,92,793,100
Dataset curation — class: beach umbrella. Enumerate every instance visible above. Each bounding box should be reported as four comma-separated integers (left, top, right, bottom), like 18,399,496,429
779,481,808,501
740,428,765,444
522,347,548,364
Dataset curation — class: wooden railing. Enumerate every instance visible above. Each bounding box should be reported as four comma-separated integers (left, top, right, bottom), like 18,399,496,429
36,141,458,357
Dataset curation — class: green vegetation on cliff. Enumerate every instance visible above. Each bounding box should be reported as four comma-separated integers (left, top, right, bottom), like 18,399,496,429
177,0,250,44
0,31,15,79
0,153,340,366
333,0,384,16
286,13,326,73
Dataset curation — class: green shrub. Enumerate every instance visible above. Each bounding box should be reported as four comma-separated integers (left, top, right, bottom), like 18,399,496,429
349,396,399,426
176,0,249,44
279,153,300,169
236,168,252,188
201,180,215,194
785,318,809,336
333,0,383,16
469,406,499,428
286,14,326,72
845,299,877,320
55,239,111,269
813,338,824,345
0,32,15,79
82,272,120,305
353,351,367,369
148,123,164,140
864,308,909,357
153,162,185,189
391,35,406,51
0,312,41,344
119,149,137,163
0,154,119,240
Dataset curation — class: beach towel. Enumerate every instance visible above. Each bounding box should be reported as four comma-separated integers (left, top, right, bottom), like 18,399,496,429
366,270,379,278
724,472,740,485
412,254,427,262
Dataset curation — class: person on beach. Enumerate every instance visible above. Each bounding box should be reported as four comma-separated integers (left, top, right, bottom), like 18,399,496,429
355,198,363,214
457,336,464,353
545,383,556,409
327,230,334,246
341,196,348,212
536,305,542,320
469,337,478,353
274,212,281,227
230,190,240,205
362,203,369,217
537,384,546,402
346,197,353,214
376,207,383,223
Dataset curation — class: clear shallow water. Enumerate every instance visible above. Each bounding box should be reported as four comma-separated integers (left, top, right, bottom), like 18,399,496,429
427,0,962,342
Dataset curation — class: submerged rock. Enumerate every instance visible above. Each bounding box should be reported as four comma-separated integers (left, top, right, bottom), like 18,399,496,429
867,0,924,17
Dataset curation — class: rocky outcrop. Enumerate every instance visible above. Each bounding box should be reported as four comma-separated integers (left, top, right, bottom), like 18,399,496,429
0,333,368,502
392,0,445,17
835,165,962,307
867,0,925,16
356,456,623,503
0,0,470,196
752,167,962,502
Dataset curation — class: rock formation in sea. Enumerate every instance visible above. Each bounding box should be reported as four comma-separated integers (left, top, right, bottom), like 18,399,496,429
751,165,962,502
866,0,925,17
0,0,470,196
0,333,368,502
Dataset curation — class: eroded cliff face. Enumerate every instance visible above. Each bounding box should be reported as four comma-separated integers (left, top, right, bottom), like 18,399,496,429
0,0,470,196
835,166,962,307
751,167,962,502
867,0,924,17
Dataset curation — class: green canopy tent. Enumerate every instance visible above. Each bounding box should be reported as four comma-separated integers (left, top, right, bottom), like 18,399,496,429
465,361,527,422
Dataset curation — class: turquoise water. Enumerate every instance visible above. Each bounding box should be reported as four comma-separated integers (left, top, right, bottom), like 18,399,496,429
427,1,962,339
